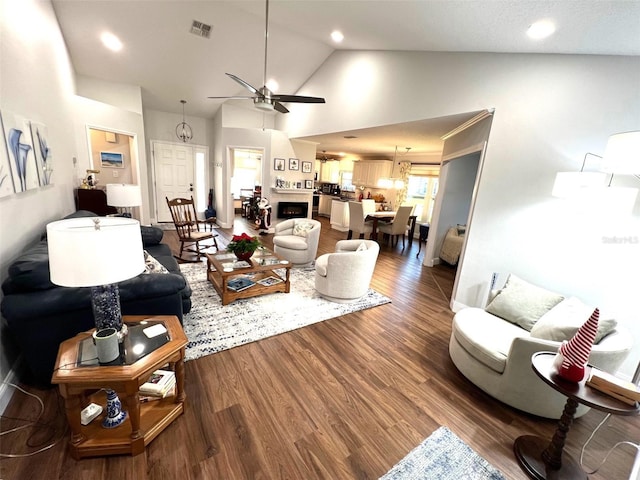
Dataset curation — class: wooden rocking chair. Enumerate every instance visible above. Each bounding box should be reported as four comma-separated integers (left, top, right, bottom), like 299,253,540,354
166,196,219,262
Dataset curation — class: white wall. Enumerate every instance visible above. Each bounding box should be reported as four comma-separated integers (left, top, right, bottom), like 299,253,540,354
0,0,79,396
279,50,640,378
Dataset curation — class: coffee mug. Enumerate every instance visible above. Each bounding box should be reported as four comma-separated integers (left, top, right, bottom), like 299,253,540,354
93,327,120,364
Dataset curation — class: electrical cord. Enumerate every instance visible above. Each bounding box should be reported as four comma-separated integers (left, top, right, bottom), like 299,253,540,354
580,412,640,478
0,382,68,458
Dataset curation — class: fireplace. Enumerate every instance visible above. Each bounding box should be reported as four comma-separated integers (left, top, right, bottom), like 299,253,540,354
277,201,309,219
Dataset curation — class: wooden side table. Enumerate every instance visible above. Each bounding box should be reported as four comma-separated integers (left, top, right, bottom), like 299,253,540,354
514,352,639,479
52,315,187,459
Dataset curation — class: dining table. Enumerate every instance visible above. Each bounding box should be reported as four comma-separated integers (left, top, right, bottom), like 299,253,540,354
365,211,417,245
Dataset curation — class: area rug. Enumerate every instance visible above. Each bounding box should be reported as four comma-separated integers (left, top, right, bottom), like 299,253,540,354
179,263,392,361
380,427,506,480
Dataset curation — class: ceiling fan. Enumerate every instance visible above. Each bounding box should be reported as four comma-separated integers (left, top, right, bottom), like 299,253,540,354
208,0,325,113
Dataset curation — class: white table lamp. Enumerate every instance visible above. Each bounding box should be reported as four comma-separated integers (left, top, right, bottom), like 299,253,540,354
47,217,145,338
106,183,142,218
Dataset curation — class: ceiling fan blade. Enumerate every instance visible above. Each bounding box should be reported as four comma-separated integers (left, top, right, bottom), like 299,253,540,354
273,102,289,114
226,73,261,96
271,94,326,104
207,96,256,100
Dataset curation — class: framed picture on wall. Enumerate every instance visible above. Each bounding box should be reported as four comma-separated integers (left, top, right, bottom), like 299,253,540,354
289,158,299,170
100,151,124,168
274,157,285,171
302,161,312,173
305,179,313,189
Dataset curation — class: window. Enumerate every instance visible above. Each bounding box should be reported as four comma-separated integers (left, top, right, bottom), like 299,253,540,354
405,175,439,223
231,149,262,198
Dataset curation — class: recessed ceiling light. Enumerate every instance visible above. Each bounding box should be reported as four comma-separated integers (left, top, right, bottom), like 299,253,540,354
266,79,279,92
101,32,123,51
527,20,556,40
331,30,344,43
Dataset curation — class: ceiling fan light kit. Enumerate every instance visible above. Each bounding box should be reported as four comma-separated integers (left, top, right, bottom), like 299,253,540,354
208,0,325,114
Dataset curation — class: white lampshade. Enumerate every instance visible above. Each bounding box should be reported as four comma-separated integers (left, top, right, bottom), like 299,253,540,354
106,183,142,207
47,217,145,287
601,131,640,174
551,172,607,198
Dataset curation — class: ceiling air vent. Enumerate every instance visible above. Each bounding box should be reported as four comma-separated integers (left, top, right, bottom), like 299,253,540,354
190,20,212,39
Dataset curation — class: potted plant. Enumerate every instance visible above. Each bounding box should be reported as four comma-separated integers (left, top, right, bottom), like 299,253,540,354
226,232,261,261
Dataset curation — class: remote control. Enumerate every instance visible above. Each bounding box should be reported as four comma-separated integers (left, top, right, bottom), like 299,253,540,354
143,323,167,338
80,403,103,425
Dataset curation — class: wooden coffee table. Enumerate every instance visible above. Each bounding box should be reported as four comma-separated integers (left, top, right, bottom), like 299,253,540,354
51,315,187,459
206,248,291,305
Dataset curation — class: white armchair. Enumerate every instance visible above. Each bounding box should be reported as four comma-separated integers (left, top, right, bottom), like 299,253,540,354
315,240,379,302
273,218,321,266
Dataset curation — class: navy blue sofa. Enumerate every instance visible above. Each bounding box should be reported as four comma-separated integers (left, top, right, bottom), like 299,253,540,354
1,211,191,386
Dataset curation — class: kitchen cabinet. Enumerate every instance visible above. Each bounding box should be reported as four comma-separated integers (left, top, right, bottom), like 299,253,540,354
320,161,340,183
352,160,392,187
318,195,333,217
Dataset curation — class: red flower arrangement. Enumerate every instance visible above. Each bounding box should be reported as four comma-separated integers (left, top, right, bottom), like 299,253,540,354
226,232,261,254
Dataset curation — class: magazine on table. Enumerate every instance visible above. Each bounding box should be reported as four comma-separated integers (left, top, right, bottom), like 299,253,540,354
140,369,176,395
227,277,256,292
257,276,283,286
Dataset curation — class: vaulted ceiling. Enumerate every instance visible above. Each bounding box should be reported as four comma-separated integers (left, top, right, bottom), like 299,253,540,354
52,0,640,158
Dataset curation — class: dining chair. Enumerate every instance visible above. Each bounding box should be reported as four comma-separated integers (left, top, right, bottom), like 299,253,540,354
347,201,374,240
361,199,376,216
166,196,219,262
378,205,414,248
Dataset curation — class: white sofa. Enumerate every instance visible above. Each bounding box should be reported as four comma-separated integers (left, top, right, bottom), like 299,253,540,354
273,218,321,266
315,240,379,302
449,274,632,419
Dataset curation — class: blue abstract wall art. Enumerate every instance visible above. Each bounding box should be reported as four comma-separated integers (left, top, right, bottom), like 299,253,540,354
2,111,39,192
0,112,16,198
31,121,52,186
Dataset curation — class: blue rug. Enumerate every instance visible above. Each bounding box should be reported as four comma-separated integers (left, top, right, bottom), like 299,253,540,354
380,427,506,480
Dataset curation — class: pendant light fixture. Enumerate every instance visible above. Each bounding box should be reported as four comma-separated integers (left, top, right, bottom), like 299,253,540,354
176,100,193,143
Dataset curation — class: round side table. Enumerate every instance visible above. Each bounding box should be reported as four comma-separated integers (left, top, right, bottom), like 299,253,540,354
514,351,639,479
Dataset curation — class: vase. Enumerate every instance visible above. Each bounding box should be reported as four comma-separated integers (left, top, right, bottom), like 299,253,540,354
235,250,255,262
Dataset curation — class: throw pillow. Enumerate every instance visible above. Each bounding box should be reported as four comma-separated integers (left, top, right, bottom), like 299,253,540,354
530,297,618,344
485,274,564,331
292,221,314,237
356,242,368,252
143,251,169,274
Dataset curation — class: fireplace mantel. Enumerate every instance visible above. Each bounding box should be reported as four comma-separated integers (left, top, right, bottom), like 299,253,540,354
271,188,313,194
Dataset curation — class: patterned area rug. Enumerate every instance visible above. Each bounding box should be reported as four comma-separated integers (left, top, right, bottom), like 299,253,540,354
179,263,392,361
380,427,506,480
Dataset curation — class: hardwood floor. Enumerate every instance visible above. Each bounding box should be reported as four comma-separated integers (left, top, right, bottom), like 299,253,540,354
2,216,638,479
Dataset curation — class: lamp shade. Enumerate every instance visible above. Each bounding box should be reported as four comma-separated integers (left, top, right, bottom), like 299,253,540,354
106,183,142,207
601,131,640,174
47,217,145,287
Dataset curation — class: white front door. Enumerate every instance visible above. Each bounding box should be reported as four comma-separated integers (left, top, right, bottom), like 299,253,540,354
152,141,195,223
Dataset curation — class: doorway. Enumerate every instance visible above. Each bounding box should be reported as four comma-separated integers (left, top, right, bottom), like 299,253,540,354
230,147,263,217
151,141,209,223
